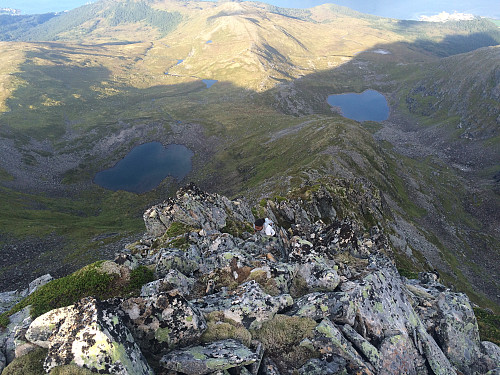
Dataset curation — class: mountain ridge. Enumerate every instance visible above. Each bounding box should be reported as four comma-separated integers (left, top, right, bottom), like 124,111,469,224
0,0,498,329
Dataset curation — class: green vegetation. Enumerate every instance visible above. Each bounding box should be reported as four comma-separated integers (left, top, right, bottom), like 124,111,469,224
166,222,191,237
2,347,47,375
50,365,95,375
251,315,318,371
103,1,183,36
126,265,155,293
201,312,252,347
6,1,182,42
220,216,254,238
474,307,500,345
0,262,154,326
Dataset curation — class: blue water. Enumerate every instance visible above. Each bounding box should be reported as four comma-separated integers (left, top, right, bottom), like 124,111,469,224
327,89,389,122
176,59,184,65
206,40,213,44
202,79,218,88
94,142,193,193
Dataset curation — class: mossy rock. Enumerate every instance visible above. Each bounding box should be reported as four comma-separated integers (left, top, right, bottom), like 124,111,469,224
49,365,95,374
3,347,47,375
250,314,319,371
201,311,252,347
1,262,155,326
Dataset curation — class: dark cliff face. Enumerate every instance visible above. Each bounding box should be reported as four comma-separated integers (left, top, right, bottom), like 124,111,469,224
4,183,498,375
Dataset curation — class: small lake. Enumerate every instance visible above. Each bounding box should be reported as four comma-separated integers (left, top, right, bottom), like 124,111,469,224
202,79,218,88
94,142,193,193
327,89,389,122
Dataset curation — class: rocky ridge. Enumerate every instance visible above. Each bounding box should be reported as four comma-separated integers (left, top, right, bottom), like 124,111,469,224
0,183,499,374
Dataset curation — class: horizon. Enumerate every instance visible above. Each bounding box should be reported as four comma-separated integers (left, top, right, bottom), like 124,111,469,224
1,0,499,20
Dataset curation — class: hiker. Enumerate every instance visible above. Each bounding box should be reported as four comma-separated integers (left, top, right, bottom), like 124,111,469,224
254,217,276,236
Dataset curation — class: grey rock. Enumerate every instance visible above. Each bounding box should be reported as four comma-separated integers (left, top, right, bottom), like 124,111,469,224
192,280,293,329
119,290,206,354
160,339,259,375
433,291,483,374
291,292,355,324
26,297,153,375
298,358,347,375
297,259,340,292
481,341,500,363
2,306,32,364
155,247,201,277
140,269,195,296
144,183,254,237
377,334,427,375
481,341,500,372
27,273,53,295
0,350,6,374
310,318,374,374
340,324,380,368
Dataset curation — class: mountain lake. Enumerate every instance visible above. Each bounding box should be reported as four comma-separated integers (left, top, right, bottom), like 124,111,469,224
327,89,389,122
202,79,218,88
94,142,193,193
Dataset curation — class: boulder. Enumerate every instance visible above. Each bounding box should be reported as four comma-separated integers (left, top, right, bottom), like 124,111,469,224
26,297,153,375
2,306,32,364
27,274,53,295
140,269,195,296
377,334,427,375
291,292,355,324
340,324,380,369
433,291,483,374
296,259,340,292
155,247,201,277
309,318,374,374
160,339,259,375
298,358,347,375
143,183,254,237
119,290,206,354
192,280,293,330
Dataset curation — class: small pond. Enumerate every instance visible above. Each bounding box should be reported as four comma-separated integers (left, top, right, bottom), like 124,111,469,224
202,79,218,88
327,89,389,122
94,142,193,193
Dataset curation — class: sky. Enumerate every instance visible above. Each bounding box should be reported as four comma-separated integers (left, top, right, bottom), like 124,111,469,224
1,0,499,20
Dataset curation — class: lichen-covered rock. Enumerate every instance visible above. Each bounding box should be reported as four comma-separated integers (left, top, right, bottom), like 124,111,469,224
155,247,201,277
291,292,355,324
296,259,340,292
433,291,483,374
340,324,380,369
481,341,500,364
25,305,73,348
140,269,195,296
2,306,32,364
119,290,206,354
298,358,347,375
192,280,293,329
309,318,375,374
26,297,153,375
160,339,259,375
143,183,254,237
377,334,427,375
27,274,53,295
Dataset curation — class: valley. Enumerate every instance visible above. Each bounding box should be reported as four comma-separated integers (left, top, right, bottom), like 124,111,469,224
0,0,499,315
